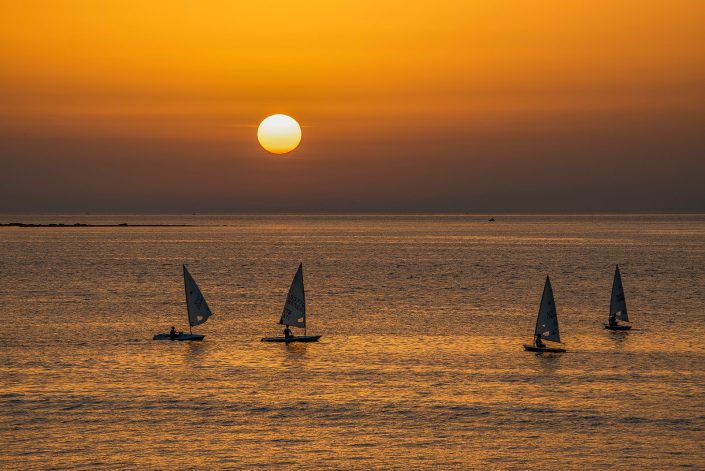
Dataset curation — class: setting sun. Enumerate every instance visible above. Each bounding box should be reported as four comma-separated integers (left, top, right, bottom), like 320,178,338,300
257,114,302,154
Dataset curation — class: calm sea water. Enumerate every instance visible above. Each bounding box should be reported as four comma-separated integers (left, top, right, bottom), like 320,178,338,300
1,214,704,469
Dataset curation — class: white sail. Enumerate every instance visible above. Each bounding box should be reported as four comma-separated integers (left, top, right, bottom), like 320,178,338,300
610,265,629,322
535,276,561,342
183,265,213,327
280,263,306,328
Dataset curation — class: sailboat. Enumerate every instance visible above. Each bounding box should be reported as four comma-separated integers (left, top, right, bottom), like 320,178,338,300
604,265,632,330
261,263,321,343
153,265,213,341
523,276,566,353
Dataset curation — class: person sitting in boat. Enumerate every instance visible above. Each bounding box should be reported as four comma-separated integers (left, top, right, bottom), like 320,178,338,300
535,333,545,348
283,325,293,338
608,313,617,326
169,326,177,340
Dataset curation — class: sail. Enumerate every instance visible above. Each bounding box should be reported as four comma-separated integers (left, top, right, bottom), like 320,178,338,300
279,263,306,328
183,265,213,327
534,276,561,342
610,265,629,322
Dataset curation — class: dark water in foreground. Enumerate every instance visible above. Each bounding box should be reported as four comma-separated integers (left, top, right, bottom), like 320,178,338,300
1,214,704,469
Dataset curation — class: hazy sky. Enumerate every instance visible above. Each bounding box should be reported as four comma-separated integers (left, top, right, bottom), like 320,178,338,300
1,0,704,211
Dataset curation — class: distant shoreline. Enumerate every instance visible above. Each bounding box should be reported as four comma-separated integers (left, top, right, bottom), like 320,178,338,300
0,223,193,228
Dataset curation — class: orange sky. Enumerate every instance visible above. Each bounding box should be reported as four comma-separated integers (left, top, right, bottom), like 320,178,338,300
1,0,704,211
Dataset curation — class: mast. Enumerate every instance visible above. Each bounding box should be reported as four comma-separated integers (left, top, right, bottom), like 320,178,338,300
534,276,549,345
183,265,192,334
302,262,306,336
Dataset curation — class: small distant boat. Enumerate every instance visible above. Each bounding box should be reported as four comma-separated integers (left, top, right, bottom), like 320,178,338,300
262,263,321,343
523,276,566,353
604,265,632,331
153,265,213,341
488,217,495,222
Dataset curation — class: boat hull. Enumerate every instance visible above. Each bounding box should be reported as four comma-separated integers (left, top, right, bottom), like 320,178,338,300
523,344,566,353
153,333,205,341
604,324,632,330
261,335,322,343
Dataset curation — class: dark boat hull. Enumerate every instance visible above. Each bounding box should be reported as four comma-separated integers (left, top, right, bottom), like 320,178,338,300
153,333,205,341
523,344,566,353
261,335,322,343
604,324,632,330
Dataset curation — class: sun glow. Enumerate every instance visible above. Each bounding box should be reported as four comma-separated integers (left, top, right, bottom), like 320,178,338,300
257,114,302,154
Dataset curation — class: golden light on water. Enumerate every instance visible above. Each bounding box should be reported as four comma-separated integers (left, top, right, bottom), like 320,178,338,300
3,215,705,468
257,114,302,154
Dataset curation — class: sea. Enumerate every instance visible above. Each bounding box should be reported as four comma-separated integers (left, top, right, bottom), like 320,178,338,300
1,214,704,469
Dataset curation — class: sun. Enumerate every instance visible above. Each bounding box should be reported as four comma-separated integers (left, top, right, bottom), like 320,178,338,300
257,114,302,154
